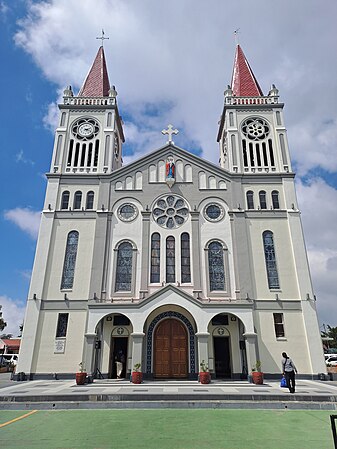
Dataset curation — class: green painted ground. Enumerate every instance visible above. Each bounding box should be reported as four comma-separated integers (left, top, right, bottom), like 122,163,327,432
0,409,334,449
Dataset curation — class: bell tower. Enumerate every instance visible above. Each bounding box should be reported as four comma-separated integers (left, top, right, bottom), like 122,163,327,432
217,45,292,175
50,45,124,176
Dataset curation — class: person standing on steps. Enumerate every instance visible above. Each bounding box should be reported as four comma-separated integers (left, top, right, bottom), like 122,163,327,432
281,352,298,393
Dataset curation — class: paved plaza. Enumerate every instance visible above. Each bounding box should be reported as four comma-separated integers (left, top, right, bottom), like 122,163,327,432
0,373,336,410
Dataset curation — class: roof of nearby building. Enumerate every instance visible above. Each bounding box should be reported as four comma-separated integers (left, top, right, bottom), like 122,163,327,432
231,44,263,97
78,46,110,97
1,339,21,350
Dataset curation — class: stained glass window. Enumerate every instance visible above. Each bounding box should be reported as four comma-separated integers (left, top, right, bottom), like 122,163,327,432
61,191,70,209
86,191,94,209
61,231,79,289
259,191,267,209
150,233,161,283
263,231,280,289
273,313,285,338
246,191,254,210
115,242,133,291
166,236,175,283
181,233,191,283
272,190,280,209
73,191,82,209
56,313,69,338
208,241,225,291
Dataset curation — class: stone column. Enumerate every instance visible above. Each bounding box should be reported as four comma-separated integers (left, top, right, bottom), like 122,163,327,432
83,333,97,376
243,332,258,373
131,332,145,373
196,332,210,371
140,212,151,296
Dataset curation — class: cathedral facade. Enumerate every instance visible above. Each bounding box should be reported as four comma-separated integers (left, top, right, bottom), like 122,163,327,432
17,44,326,380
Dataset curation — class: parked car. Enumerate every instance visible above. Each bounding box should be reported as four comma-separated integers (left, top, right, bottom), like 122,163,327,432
0,354,18,366
326,356,337,366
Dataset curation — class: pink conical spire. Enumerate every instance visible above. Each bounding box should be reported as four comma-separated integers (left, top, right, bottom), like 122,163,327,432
231,45,263,97
78,46,110,97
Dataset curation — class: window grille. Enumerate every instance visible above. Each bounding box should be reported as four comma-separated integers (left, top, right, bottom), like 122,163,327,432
263,231,280,289
272,191,280,209
208,241,225,291
86,191,94,209
259,191,267,209
247,191,254,210
115,242,133,291
181,233,191,283
56,313,69,338
150,233,160,283
273,313,285,338
61,231,79,289
61,191,70,209
73,191,82,209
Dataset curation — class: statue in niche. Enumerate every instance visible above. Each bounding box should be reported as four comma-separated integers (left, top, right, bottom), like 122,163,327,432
165,157,175,187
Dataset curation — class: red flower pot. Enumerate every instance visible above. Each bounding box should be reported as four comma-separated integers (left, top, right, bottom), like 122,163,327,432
75,372,87,385
131,372,143,384
199,372,211,384
252,371,264,385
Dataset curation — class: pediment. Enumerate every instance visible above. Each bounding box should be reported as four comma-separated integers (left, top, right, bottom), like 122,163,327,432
110,144,231,192
134,284,204,310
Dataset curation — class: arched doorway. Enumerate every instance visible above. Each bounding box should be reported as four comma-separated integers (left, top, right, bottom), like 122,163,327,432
154,318,188,378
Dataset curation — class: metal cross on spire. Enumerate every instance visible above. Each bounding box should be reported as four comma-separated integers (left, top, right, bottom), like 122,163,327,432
96,29,109,47
162,124,179,144
234,28,240,45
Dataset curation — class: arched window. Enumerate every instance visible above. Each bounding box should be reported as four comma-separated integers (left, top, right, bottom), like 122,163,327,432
86,191,94,210
208,241,225,291
246,191,254,210
259,191,267,209
166,236,175,283
115,242,133,291
61,191,70,209
150,233,160,283
181,233,191,283
263,231,280,289
73,191,82,210
61,231,79,289
272,190,280,209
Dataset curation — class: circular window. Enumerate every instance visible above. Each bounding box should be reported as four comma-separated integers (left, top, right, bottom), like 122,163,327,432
72,118,100,141
241,117,270,141
204,203,225,222
152,195,189,228
118,203,138,222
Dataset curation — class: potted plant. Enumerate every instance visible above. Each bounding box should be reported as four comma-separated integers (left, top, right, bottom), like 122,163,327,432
131,363,142,384
199,360,211,384
251,360,264,385
75,362,87,385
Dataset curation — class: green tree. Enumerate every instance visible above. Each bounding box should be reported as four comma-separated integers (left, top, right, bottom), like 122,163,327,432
0,317,7,332
321,325,337,349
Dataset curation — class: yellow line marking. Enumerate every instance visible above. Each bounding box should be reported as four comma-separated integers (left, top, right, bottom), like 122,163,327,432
0,410,38,428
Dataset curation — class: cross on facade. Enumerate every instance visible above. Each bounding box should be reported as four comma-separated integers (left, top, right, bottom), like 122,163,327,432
162,124,179,144
96,29,109,46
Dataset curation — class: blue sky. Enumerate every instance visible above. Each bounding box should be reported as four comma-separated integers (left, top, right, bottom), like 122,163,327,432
1,0,337,334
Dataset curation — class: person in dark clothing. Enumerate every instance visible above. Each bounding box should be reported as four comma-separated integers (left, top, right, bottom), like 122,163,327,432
115,350,125,379
281,352,298,393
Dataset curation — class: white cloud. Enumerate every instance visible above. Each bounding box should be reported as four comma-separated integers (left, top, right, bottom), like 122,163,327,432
0,295,26,336
297,178,337,326
14,0,337,169
4,208,41,240
15,149,35,166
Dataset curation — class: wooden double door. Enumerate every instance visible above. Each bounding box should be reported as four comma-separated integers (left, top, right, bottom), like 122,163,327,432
154,318,188,378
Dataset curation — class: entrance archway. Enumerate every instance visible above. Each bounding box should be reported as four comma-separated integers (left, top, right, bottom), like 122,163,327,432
154,318,188,378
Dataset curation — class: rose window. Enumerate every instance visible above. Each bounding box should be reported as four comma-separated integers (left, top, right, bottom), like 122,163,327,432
153,195,189,228
241,117,270,141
